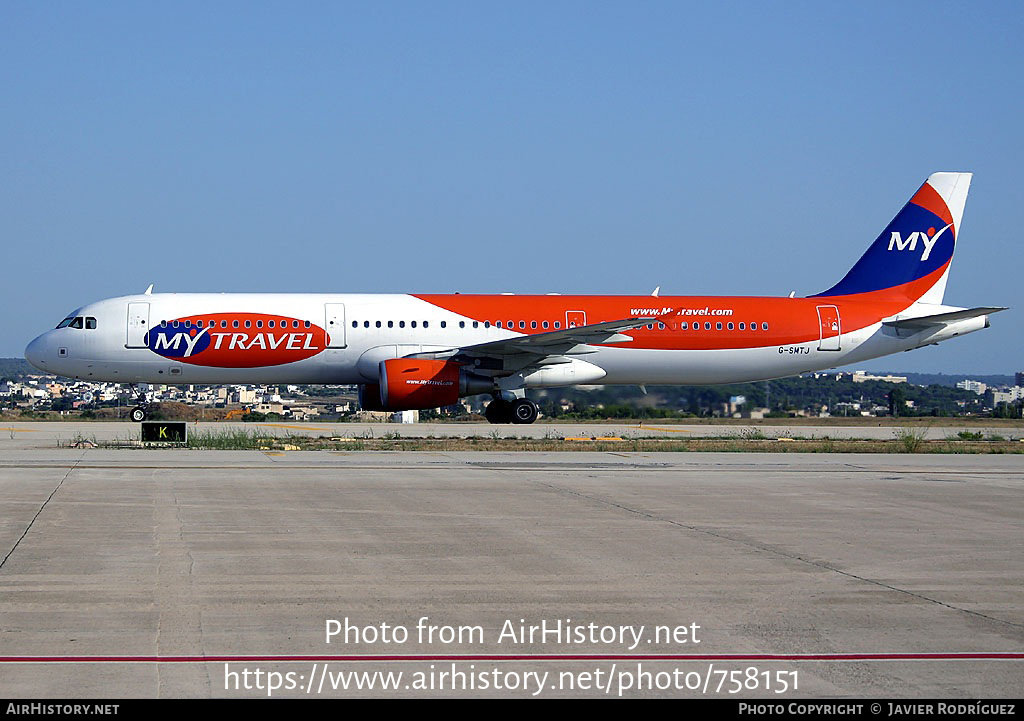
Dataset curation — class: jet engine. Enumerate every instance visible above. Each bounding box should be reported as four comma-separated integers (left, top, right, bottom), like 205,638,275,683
360,358,492,411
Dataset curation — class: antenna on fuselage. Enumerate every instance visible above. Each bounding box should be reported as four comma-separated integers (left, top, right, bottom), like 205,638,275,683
144,284,154,295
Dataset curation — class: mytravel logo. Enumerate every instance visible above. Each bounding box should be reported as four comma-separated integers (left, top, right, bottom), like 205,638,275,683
146,313,329,368
887,222,953,262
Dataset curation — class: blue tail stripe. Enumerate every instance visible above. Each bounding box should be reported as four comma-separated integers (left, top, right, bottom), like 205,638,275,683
813,201,953,297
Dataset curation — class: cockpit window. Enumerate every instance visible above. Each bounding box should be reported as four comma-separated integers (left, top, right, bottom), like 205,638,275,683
55,315,95,329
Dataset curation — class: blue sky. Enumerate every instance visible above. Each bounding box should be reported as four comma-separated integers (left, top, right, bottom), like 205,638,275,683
3,2,1021,374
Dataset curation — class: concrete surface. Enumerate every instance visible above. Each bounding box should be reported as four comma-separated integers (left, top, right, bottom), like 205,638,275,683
0,450,1020,697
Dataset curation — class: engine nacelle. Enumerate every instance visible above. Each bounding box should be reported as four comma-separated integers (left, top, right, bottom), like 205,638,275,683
366,358,492,411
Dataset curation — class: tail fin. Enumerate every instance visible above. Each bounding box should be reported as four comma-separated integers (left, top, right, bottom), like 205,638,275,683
813,172,971,303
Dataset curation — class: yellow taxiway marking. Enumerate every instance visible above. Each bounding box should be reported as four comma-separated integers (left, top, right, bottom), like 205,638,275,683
260,424,326,431
635,425,693,433
4,427,41,433
263,451,286,457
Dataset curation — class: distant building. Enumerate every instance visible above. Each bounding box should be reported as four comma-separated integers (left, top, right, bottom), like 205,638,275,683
231,388,258,404
956,379,987,395
986,387,1024,406
852,371,907,384
1016,371,1024,387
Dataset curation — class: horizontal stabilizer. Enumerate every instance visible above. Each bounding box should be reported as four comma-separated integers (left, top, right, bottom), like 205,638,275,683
882,306,1007,330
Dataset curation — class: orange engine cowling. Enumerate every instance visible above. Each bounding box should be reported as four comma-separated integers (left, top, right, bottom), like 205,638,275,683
376,358,491,411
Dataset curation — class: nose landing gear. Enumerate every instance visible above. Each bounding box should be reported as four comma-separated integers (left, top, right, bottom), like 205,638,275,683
127,384,151,422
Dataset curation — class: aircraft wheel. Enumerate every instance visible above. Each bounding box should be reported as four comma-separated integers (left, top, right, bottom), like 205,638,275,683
130,407,147,423
484,400,511,424
510,398,538,424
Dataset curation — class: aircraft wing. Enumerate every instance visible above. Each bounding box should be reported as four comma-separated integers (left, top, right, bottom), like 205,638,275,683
408,312,673,375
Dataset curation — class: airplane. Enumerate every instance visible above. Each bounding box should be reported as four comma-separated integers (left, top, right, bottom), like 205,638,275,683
24,172,1005,424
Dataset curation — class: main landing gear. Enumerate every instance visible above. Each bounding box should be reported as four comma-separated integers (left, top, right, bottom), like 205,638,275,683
127,384,150,422
484,397,539,424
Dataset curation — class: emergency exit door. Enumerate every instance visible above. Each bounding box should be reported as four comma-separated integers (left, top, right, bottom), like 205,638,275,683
325,303,347,348
816,305,841,351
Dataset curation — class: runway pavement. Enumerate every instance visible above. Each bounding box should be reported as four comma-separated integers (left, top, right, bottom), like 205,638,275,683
0,449,1021,698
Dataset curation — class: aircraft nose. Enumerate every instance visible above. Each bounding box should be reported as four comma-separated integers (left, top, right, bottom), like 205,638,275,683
24,334,50,372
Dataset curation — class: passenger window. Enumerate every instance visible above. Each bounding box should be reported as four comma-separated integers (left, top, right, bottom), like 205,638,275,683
256,320,263,328
352,321,358,328
716,322,722,330
739,322,745,330
681,322,688,330
376,321,382,328
727,322,734,330
304,321,311,328
554,322,561,329
519,321,525,329
269,320,275,328
245,320,252,328
399,321,406,328
762,322,769,330
221,320,228,328
472,321,478,328
364,321,370,328
423,321,429,328
411,321,417,328
484,321,490,328
496,321,503,328
542,321,549,329
459,321,465,328
440,321,446,328
388,321,394,328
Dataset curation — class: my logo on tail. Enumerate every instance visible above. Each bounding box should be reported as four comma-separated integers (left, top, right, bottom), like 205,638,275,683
886,222,953,262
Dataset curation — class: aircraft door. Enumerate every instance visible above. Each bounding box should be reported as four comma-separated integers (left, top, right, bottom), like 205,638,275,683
325,303,347,348
566,310,586,329
126,302,150,348
816,305,841,351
